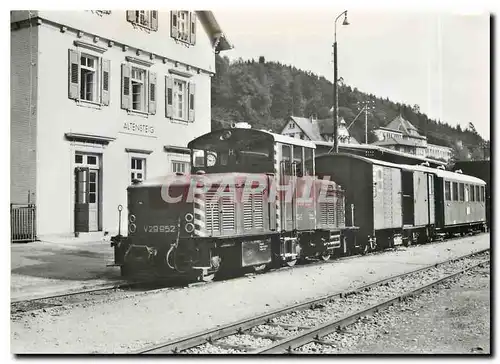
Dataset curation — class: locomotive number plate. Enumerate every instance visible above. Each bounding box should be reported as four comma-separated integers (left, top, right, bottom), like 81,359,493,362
241,240,272,267
143,225,176,233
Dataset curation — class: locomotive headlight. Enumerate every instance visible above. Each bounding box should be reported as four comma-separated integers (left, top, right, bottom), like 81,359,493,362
185,223,195,233
185,213,194,222
129,214,136,223
129,223,137,233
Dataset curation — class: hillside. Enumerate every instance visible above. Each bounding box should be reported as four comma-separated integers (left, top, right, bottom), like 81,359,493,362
211,55,489,162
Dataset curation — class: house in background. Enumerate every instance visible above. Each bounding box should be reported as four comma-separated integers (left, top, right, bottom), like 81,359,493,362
280,115,359,144
372,115,452,162
11,10,231,240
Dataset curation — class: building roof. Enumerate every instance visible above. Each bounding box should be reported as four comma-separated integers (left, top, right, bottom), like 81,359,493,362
372,137,425,148
284,116,352,142
286,116,323,140
196,11,233,52
384,115,420,135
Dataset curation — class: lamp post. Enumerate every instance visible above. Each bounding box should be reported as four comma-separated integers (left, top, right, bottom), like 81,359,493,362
332,10,349,153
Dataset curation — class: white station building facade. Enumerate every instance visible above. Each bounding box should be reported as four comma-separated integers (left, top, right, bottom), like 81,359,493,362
11,10,231,239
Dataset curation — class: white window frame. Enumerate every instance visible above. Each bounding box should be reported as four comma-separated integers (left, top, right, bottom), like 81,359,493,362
131,67,147,112
173,78,188,120
130,10,158,30
80,54,99,103
172,160,189,173
131,157,146,182
177,11,189,40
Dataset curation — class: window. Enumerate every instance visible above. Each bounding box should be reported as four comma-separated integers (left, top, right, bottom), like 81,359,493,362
459,183,465,201
166,76,195,122
470,185,475,202
452,182,458,201
444,181,451,201
289,122,294,129
121,64,157,115
177,11,189,39
464,184,469,202
68,50,110,106
171,11,196,44
480,186,485,202
174,79,187,119
131,67,147,112
75,153,99,166
127,10,158,31
131,157,146,182
172,161,189,173
80,55,97,102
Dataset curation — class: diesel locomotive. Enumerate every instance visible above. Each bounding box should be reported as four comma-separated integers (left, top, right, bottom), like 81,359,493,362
111,127,352,281
111,125,487,281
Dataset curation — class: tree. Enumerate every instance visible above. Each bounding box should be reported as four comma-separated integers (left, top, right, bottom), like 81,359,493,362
209,55,487,150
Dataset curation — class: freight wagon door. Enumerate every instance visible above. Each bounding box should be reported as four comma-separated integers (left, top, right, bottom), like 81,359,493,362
428,174,435,225
413,171,429,227
391,168,403,228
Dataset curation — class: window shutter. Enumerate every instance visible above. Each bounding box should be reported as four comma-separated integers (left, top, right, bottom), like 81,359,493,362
165,75,174,118
148,71,157,115
127,10,136,23
151,11,158,31
188,81,195,122
121,64,132,110
190,12,196,45
68,49,80,100
171,11,179,39
101,58,110,106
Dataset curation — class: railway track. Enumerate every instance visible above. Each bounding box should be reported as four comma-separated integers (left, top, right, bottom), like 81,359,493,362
11,232,487,314
136,248,489,354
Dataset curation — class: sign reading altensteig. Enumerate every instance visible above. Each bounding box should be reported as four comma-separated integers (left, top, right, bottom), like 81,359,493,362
122,121,155,136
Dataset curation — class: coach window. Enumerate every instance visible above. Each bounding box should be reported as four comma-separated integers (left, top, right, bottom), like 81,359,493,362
475,185,480,202
480,186,485,202
452,182,458,201
444,181,451,201
463,184,469,202
470,185,475,202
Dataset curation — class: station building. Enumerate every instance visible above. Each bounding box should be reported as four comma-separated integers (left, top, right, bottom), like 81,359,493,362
11,10,231,239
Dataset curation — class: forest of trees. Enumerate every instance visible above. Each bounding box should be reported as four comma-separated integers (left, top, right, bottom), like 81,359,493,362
211,55,489,162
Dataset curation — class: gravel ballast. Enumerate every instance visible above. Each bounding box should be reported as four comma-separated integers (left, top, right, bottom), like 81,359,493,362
11,234,489,353
295,262,490,354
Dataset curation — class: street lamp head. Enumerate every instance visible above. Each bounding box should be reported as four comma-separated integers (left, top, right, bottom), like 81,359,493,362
342,12,350,26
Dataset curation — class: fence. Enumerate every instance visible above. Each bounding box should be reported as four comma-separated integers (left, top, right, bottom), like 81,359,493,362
11,204,37,242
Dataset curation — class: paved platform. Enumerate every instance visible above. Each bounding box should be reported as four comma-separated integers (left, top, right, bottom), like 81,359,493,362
11,238,121,302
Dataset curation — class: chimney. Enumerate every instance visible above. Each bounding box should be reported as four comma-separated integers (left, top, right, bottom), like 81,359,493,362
309,114,317,123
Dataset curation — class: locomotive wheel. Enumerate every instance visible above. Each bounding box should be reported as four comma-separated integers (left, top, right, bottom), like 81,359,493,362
285,259,298,267
320,254,331,261
200,273,215,282
253,264,268,273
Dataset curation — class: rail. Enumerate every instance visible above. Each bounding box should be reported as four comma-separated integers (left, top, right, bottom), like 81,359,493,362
136,248,489,354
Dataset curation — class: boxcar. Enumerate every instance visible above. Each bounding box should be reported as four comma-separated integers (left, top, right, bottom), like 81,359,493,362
315,153,404,250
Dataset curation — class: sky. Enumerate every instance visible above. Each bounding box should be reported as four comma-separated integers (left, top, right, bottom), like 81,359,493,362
213,9,490,140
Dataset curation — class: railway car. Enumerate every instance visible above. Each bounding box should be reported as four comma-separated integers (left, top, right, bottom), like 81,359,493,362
452,160,491,229
111,127,350,280
315,153,405,251
401,164,487,236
